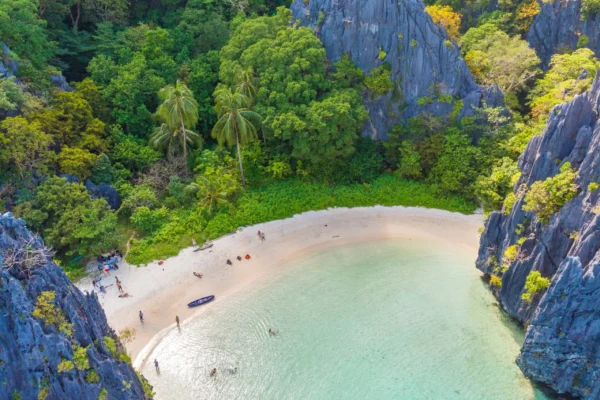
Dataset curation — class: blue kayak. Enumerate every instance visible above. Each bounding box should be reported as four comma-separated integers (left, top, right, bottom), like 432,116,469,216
187,295,215,308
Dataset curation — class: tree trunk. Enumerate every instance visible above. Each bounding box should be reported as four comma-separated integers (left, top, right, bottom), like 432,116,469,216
235,129,246,187
180,119,187,166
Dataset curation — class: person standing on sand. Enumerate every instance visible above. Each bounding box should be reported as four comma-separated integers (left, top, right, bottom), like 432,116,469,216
154,359,159,372
192,238,197,248
257,230,261,240
139,310,144,323
116,281,123,293
176,315,180,327
261,232,266,242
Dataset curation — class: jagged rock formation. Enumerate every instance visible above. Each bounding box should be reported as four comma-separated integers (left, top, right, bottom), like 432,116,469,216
59,174,121,210
290,0,503,139
477,73,600,399
0,213,150,399
527,0,600,69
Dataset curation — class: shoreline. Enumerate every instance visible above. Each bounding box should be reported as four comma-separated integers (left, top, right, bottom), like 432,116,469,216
76,206,483,369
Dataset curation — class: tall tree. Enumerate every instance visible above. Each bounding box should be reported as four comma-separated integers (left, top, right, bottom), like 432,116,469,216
211,87,261,186
151,80,201,161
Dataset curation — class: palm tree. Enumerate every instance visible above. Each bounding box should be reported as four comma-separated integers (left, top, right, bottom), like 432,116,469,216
154,80,200,161
236,69,257,105
150,123,202,160
211,87,261,186
195,175,237,215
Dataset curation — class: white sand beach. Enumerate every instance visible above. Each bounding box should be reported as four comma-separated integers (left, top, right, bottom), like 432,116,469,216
76,206,483,369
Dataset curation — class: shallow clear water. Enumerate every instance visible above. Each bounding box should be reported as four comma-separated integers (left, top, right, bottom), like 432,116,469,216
141,239,550,400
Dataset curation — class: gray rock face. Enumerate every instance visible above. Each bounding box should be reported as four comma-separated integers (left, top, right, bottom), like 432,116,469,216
85,180,121,210
477,72,600,398
0,213,150,399
527,0,600,69
290,0,503,139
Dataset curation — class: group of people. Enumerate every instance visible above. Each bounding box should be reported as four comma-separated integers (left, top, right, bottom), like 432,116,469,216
226,254,251,265
97,251,122,276
257,231,266,242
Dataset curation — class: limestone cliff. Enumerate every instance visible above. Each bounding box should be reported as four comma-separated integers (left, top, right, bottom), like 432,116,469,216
0,213,150,400
477,73,600,399
290,0,503,139
527,0,600,69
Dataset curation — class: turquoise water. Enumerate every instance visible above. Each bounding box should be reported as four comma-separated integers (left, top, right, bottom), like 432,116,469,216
141,239,550,400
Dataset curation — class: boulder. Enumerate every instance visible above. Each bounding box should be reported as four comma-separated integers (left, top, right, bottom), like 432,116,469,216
85,180,121,210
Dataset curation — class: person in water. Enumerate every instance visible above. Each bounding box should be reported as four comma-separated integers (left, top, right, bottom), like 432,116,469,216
226,367,238,374
139,310,144,323
154,359,159,371
268,329,278,335
176,315,180,327
210,368,217,377
226,259,232,265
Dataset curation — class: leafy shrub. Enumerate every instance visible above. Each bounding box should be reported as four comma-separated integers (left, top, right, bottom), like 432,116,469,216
85,370,100,383
503,192,517,215
98,388,108,400
32,291,73,338
522,271,551,302
581,0,600,20
130,206,170,234
364,65,393,97
57,359,74,373
588,182,599,192
523,162,578,223
136,372,155,398
103,336,117,357
504,244,518,264
490,275,502,288
72,345,89,370
578,34,590,48
37,388,49,400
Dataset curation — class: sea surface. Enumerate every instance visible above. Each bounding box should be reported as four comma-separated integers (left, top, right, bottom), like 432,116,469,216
141,238,550,400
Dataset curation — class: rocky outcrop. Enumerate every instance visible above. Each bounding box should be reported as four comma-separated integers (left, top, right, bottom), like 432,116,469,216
527,0,600,69
0,213,150,399
290,0,503,139
477,73,600,398
59,174,121,210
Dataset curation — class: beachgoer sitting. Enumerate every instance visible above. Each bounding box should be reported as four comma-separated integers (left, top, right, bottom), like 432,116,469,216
244,254,251,260
210,368,217,377
158,260,164,265
118,293,129,298
236,256,242,261
193,272,203,278
226,259,233,265
99,285,106,294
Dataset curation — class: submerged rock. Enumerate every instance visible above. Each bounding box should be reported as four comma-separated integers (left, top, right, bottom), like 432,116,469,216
477,72,600,398
0,213,151,399
290,0,503,139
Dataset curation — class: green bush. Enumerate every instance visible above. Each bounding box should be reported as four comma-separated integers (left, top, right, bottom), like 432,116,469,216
103,336,117,357
490,275,502,288
85,370,100,383
504,244,518,264
32,291,73,338
581,0,600,20
72,345,89,370
523,162,578,223
578,34,590,48
588,182,599,192
522,270,551,302
98,388,108,400
364,65,393,97
57,359,74,373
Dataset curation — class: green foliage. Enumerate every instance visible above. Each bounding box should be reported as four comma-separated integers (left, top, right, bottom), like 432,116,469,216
523,162,578,223
588,182,599,192
529,49,600,122
98,388,108,400
32,291,73,338
57,359,74,373
474,158,520,211
378,49,387,59
490,275,502,288
332,55,364,90
103,336,118,357
429,131,481,196
503,192,518,215
0,77,25,111
504,244,518,264
410,39,418,47
577,34,590,48
128,176,476,264
37,388,49,400
522,271,551,302
396,140,423,180
136,372,155,398
581,0,600,20
119,185,159,216
17,177,118,257
72,345,90,370
131,207,170,234
91,154,115,184
364,65,393,97
58,147,98,181
85,370,100,384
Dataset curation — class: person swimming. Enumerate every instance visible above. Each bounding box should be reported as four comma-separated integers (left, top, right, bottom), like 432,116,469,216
210,368,217,377
268,329,278,335
226,367,238,374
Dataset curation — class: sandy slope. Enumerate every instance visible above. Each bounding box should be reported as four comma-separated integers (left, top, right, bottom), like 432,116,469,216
76,206,483,367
